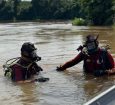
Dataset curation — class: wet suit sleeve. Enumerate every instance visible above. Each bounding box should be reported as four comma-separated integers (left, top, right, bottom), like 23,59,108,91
61,52,84,70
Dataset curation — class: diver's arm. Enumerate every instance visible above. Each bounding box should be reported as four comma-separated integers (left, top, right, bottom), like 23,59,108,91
57,52,84,71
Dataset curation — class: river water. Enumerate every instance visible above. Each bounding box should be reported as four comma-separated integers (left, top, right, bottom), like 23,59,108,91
0,22,115,105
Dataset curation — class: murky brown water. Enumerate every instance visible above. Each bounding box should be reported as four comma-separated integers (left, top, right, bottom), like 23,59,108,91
0,22,115,105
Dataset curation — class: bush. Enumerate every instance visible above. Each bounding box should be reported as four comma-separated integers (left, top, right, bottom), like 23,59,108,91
72,18,87,26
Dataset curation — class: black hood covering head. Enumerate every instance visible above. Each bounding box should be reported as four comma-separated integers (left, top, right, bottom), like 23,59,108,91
21,42,37,53
21,42,41,62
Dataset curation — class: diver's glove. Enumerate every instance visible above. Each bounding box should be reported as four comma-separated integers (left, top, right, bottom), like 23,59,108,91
94,70,107,77
34,77,49,82
56,66,65,71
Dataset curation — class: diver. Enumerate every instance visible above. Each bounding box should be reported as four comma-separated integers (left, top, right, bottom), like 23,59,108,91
56,35,115,77
3,42,49,83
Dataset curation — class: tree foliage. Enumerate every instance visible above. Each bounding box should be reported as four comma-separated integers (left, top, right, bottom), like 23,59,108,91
0,0,114,26
0,0,14,20
13,0,21,19
80,0,114,25
31,0,79,19
17,1,33,20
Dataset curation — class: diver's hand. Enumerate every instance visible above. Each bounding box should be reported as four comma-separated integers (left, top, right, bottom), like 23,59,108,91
34,77,49,82
56,66,65,71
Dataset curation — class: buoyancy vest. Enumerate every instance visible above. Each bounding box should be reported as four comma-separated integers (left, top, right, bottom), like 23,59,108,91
11,63,32,81
4,58,42,81
83,49,112,73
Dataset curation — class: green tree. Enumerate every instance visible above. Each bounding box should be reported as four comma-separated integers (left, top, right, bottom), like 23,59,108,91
31,0,45,19
0,0,14,20
18,1,34,20
70,0,81,18
13,0,21,20
80,0,114,25
31,0,80,19
0,0,6,20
